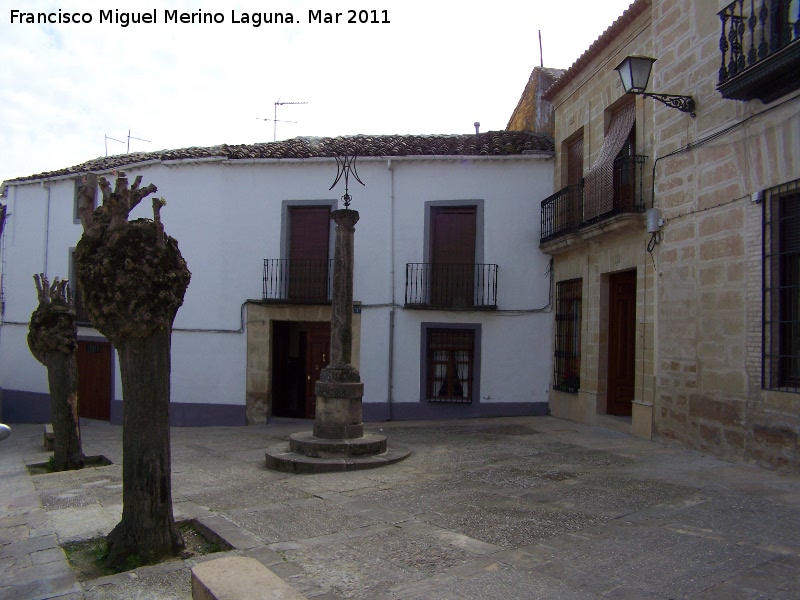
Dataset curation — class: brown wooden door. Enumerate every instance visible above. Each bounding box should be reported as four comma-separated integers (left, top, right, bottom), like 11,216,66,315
564,136,584,230
567,136,584,187
607,271,636,416
430,206,476,306
305,322,331,419
76,340,112,420
289,206,330,300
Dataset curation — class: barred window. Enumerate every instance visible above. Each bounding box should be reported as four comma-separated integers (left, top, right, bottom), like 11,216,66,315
764,178,800,392
426,328,474,403
554,279,582,393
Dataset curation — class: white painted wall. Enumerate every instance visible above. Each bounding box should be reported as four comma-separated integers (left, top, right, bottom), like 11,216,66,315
0,153,554,417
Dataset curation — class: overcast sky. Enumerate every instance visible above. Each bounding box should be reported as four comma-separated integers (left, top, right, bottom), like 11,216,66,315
0,0,634,183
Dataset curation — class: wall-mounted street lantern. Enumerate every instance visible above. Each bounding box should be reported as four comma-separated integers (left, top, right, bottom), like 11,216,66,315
615,55,696,117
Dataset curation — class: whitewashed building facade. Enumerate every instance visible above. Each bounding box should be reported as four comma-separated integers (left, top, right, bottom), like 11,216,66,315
0,132,555,426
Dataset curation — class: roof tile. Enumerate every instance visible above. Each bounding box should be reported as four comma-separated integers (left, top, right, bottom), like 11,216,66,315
9,131,554,183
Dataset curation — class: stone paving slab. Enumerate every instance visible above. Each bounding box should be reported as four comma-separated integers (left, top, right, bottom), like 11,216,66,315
2,416,800,599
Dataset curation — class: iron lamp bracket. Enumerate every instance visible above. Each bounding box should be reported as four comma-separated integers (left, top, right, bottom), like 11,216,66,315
640,92,696,117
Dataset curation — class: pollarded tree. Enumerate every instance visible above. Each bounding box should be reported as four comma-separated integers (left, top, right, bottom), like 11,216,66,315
75,171,191,569
27,274,85,471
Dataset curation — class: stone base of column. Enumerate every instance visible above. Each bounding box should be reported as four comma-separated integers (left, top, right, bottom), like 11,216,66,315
265,428,410,473
265,366,410,473
313,371,364,439
265,437,410,474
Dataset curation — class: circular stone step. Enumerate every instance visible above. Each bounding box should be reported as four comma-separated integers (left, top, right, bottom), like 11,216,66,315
289,431,387,457
265,442,411,474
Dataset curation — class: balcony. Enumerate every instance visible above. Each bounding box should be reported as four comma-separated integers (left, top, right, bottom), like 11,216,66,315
405,263,498,309
540,155,647,246
718,0,800,102
581,155,647,227
540,184,582,244
263,259,332,303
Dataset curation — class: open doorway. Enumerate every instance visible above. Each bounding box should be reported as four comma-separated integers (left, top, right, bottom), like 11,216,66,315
271,321,330,419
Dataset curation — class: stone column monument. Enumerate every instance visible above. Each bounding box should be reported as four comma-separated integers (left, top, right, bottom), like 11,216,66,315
313,208,364,439
266,156,409,473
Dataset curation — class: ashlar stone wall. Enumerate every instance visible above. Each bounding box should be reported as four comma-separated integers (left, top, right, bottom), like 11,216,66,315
651,0,800,468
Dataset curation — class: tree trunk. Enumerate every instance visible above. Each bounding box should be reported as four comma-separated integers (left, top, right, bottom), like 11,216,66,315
75,172,190,569
45,352,84,471
105,328,183,568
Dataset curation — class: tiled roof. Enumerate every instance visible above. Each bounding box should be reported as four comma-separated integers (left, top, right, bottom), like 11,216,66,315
543,0,651,101
8,131,554,183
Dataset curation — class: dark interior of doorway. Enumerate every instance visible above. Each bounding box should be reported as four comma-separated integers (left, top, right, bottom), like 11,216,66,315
271,321,330,419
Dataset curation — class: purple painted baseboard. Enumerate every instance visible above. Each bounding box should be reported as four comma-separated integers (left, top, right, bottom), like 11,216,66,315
2,389,546,426
362,401,548,422
2,391,245,427
110,400,247,426
1,390,51,423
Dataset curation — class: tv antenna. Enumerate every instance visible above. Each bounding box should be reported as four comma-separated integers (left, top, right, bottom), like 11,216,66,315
105,134,125,156
126,129,150,153
257,100,308,141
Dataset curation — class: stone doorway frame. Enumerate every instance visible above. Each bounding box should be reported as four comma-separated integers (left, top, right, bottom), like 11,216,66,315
245,302,361,424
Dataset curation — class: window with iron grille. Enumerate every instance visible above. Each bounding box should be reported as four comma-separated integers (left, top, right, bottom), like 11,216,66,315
554,278,582,393
764,178,800,392
426,328,475,403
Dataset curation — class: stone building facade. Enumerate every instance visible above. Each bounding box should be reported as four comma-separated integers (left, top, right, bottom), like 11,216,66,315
539,0,657,440
533,0,800,469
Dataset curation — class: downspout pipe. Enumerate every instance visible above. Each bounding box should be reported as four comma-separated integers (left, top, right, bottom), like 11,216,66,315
386,158,395,421
41,181,51,275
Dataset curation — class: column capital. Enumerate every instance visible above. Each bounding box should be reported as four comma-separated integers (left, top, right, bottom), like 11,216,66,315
331,209,360,229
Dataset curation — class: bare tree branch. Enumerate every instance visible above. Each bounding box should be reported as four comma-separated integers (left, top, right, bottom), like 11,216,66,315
128,172,157,214
153,197,166,249
77,174,102,237
114,174,128,197
99,176,112,204
105,171,159,245
33,273,48,305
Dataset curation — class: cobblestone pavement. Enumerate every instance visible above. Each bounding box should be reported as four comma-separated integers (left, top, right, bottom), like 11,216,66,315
2,416,799,599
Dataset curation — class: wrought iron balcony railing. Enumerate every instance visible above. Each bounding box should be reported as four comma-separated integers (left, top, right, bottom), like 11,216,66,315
718,0,800,102
539,155,647,244
405,263,498,308
263,259,332,302
540,184,583,243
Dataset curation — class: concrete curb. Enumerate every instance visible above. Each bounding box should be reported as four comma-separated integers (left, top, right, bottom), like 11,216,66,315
192,556,308,600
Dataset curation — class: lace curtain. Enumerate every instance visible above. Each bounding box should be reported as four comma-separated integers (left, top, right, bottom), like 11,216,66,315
433,349,469,398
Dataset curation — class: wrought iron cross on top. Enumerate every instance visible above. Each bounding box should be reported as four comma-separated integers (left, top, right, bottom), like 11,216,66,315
329,154,365,208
